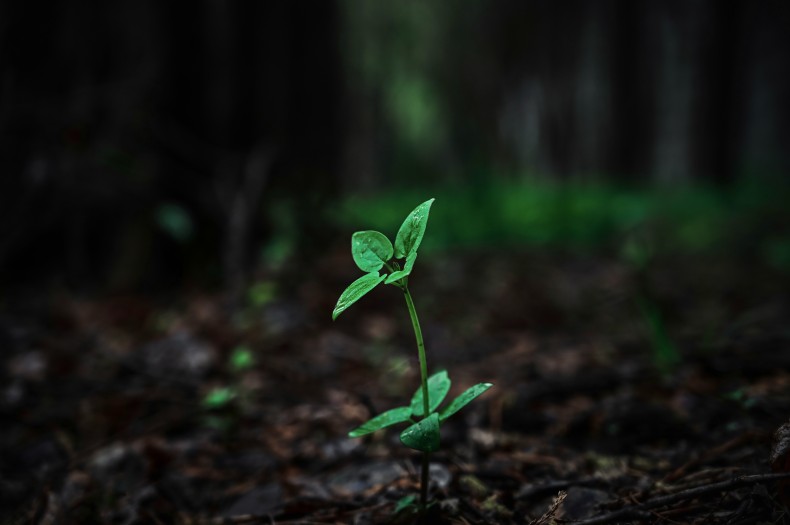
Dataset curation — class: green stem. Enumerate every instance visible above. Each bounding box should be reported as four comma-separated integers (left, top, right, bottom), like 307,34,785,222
403,287,430,419
420,451,430,511
402,285,431,509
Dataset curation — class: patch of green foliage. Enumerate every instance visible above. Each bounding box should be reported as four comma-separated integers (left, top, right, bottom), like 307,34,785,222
338,179,790,377
338,178,790,260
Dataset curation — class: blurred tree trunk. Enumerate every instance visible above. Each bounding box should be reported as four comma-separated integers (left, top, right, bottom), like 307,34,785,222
692,0,744,185
650,2,695,183
280,0,341,264
738,2,790,179
608,0,656,182
0,0,341,293
155,0,340,298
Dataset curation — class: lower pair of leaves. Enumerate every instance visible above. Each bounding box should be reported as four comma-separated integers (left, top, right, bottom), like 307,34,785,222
348,372,492,453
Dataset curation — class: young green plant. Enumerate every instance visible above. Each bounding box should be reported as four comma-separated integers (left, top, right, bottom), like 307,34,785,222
333,198,492,511
201,345,257,431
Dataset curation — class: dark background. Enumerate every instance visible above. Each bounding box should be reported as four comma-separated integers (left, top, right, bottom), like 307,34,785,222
2,3,790,522
1,0,789,296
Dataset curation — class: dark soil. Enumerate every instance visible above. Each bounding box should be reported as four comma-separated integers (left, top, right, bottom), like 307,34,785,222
2,246,790,524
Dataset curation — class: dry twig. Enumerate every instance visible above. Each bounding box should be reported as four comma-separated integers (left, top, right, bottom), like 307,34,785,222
571,472,790,525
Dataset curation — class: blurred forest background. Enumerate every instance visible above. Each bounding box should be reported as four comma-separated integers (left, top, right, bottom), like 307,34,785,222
2,0,789,298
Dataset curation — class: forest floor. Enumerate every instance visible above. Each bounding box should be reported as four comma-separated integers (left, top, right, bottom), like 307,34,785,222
2,244,790,524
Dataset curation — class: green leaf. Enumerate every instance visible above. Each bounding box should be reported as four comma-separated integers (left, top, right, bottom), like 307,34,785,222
439,383,493,422
394,198,434,259
352,231,393,272
203,387,236,409
411,370,451,417
385,250,416,284
394,495,417,514
348,406,412,437
333,272,387,320
400,413,440,452
230,345,255,371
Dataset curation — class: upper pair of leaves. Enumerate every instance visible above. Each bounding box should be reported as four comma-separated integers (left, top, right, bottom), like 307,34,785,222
351,197,434,275
348,370,493,452
332,199,434,320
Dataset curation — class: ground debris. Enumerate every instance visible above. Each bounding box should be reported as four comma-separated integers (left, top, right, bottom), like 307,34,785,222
3,251,790,523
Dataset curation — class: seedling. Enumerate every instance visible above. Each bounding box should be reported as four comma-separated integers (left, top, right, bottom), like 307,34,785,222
229,345,255,372
201,344,257,430
622,233,680,375
333,198,493,511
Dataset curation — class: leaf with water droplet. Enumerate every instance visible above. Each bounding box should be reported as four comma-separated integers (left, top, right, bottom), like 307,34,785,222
411,370,451,417
400,413,440,452
332,272,386,320
394,199,434,259
348,406,412,437
439,383,493,422
351,230,393,272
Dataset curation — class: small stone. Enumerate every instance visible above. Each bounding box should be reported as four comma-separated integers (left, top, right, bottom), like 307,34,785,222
221,484,282,517
137,332,216,379
429,463,452,490
87,444,146,492
327,461,406,495
7,351,47,381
